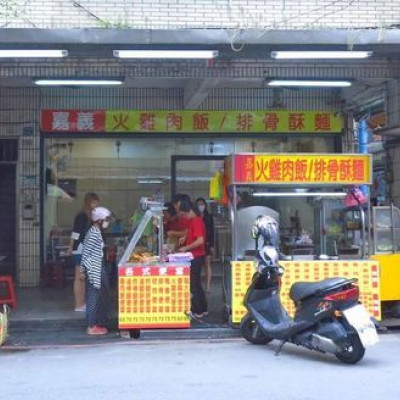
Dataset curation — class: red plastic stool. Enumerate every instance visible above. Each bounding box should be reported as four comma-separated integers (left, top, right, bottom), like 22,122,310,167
0,276,17,309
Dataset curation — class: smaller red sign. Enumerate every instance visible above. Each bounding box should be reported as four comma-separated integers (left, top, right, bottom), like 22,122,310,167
118,265,190,277
234,154,255,183
41,110,106,133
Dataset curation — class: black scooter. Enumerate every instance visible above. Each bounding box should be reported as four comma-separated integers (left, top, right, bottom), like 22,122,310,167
241,244,379,364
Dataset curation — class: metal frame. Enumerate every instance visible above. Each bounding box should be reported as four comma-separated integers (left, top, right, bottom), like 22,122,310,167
1,58,398,80
372,204,400,254
118,201,164,267
170,155,226,199
4,28,400,45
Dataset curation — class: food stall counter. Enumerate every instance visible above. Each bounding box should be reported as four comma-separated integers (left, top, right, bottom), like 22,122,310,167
223,153,381,325
118,199,191,332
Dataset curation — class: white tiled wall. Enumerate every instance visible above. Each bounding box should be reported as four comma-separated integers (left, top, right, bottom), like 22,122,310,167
1,0,399,29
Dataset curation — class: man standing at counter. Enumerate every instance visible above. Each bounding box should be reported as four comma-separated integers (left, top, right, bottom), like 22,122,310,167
178,200,208,318
166,194,192,247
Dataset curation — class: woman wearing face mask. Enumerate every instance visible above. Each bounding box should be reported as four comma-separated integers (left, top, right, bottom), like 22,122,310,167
195,197,215,293
80,206,113,335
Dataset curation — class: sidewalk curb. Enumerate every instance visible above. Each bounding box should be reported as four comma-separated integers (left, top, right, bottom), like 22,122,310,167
2,326,241,350
9,316,235,332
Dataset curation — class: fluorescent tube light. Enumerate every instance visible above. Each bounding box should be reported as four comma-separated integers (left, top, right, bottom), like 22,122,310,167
0,50,68,58
267,80,352,88
270,51,373,60
34,79,123,86
138,180,164,184
253,192,346,197
114,50,218,59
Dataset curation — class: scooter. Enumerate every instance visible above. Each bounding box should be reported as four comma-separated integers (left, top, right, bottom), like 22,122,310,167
241,218,379,364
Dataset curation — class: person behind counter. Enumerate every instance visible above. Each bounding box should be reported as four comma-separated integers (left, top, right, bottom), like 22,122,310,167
195,197,215,293
80,206,113,335
163,202,180,252
163,202,179,232
67,192,100,312
166,194,192,243
178,200,208,318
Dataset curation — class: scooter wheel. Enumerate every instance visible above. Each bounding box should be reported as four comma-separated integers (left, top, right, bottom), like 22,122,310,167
240,314,273,345
335,328,365,364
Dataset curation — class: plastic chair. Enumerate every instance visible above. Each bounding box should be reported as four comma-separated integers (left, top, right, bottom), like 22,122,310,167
0,276,17,309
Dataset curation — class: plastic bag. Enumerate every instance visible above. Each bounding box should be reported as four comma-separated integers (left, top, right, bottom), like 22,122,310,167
0,304,9,346
344,186,367,208
167,252,194,262
209,172,222,200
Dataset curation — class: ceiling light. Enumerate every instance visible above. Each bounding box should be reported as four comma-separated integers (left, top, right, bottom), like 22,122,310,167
253,192,346,197
0,50,68,58
138,179,164,184
270,51,373,60
267,80,352,88
113,50,218,59
34,79,123,86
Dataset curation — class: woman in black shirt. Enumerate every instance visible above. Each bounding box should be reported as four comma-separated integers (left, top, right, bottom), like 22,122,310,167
195,197,215,293
67,192,100,312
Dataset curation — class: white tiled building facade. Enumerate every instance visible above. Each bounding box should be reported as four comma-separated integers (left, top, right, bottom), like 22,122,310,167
1,0,400,29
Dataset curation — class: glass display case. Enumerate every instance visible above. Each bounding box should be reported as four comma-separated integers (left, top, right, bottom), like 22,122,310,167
341,206,369,259
373,205,400,254
314,198,343,256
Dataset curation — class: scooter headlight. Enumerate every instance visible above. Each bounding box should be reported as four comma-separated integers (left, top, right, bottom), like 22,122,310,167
264,246,279,266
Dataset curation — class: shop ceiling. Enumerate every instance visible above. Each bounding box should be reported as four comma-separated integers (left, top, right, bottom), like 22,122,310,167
0,28,400,109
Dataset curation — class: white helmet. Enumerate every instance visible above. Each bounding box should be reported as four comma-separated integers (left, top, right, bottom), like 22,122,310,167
91,206,111,222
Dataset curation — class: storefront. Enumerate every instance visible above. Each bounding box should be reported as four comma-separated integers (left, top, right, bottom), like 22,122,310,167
39,108,342,324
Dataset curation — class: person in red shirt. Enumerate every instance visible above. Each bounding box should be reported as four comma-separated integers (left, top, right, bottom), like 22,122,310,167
166,194,191,242
178,200,208,317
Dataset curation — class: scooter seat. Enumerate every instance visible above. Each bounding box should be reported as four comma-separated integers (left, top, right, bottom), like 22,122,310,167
290,277,350,302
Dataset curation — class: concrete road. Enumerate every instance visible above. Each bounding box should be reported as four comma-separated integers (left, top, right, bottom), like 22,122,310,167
1,334,399,400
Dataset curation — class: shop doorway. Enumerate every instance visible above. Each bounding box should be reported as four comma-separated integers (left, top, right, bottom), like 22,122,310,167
0,163,17,277
171,155,231,322
170,155,231,265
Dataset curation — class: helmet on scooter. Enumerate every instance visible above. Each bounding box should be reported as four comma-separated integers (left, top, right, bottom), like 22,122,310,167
251,215,279,247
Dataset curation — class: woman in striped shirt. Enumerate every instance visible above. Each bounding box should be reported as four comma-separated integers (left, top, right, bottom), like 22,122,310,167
80,206,112,335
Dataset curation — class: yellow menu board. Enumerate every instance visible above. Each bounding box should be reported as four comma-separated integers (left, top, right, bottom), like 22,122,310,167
118,264,191,329
231,260,381,324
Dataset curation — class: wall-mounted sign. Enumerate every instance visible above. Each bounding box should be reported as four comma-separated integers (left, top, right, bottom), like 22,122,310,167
41,110,343,134
232,153,372,185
